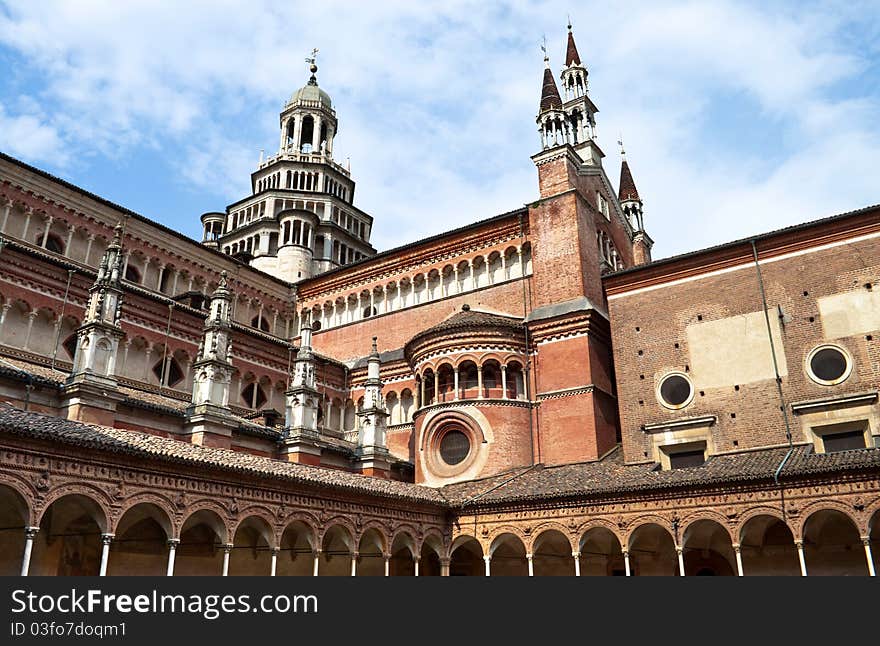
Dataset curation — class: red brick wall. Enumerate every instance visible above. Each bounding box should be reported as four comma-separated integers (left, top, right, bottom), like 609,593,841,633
607,231,880,464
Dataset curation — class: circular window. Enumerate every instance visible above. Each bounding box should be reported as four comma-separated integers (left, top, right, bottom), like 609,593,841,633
439,429,470,465
658,373,694,409
807,345,852,385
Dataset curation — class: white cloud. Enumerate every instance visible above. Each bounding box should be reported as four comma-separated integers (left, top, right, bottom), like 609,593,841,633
0,0,877,259
0,102,67,164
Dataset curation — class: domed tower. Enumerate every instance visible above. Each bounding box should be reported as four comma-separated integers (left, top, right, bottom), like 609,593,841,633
207,49,377,282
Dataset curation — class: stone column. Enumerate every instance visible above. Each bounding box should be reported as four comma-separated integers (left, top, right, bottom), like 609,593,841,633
433,371,439,405
65,225,75,256
1,199,12,232
733,543,744,576
22,208,33,240
41,215,53,247
526,553,534,577
501,366,508,399
0,303,11,335
292,117,302,153
417,378,424,409
350,551,358,577
453,368,459,401
270,548,279,576
85,234,95,265
572,551,581,576
166,539,179,576
384,555,390,577
20,527,39,576
862,537,876,577
676,546,685,576
222,543,233,576
99,533,113,576
483,555,491,577
156,264,166,291
413,556,420,577
795,540,807,576
312,115,322,152
477,365,484,399
313,550,321,576
440,557,450,577
23,311,37,351
623,550,631,576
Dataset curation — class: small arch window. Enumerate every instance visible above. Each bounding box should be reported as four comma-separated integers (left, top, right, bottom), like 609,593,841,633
251,315,270,332
439,429,470,466
807,345,852,385
124,265,141,284
152,357,184,388
657,372,694,409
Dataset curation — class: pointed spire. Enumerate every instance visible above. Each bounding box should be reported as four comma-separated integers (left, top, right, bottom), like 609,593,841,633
565,21,582,67
540,59,563,112
619,156,641,202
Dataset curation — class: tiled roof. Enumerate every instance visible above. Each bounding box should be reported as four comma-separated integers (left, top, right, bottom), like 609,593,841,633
540,67,563,112
441,444,880,506
409,307,523,342
618,158,640,202
0,406,447,505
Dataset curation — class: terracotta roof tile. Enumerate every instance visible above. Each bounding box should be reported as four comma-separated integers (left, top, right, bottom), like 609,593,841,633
566,29,581,66
618,159,640,202
540,67,563,112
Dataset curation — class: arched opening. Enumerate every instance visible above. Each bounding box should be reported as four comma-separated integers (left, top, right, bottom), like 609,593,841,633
108,503,172,576
385,391,399,425
870,510,880,575
437,364,455,403
320,525,354,576
389,532,416,576
278,521,316,576
356,528,386,577
739,515,799,575
0,485,29,575
251,315,271,332
152,355,184,388
579,527,625,576
803,509,867,576
628,523,678,576
506,361,525,400
230,516,274,576
682,519,735,576
532,529,574,576
419,534,443,576
458,361,478,400
423,369,436,405
400,389,414,422
242,381,267,409
449,536,482,576
175,509,226,576
482,360,502,399
299,115,315,153
488,533,528,576
31,494,106,576
124,264,141,284
44,233,65,254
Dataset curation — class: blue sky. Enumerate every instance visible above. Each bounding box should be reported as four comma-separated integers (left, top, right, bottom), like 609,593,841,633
1,1,878,259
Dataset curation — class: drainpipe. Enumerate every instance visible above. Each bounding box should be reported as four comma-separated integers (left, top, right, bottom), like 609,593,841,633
750,240,794,484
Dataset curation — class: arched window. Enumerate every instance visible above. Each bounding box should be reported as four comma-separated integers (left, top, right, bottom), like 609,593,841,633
125,265,141,284
362,306,377,318
44,234,64,254
251,315,271,332
62,333,78,359
242,382,267,409
152,357,184,388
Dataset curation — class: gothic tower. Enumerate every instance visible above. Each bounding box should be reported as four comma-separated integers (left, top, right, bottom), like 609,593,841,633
618,145,653,265
203,51,377,283
281,320,321,464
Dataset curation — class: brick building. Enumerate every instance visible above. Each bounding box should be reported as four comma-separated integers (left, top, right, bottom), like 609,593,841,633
0,26,877,577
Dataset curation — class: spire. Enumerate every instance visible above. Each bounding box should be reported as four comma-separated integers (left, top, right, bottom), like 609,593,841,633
565,21,581,66
618,152,641,202
540,59,563,112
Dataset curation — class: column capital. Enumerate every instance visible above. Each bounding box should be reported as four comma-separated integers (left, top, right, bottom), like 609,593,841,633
675,546,683,555
27,310,38,320
351,551,359,559
24,526,40,539
525,553,533,560
167,538,180,548
439,557,450,566
101,533,114,545
732,543,741,553
861,536,871,546
794,539,804,548
622,549,629,557
271,547,280,555
483,555,491,562
571,551,580,559
223,543,234,554
413,555,421,563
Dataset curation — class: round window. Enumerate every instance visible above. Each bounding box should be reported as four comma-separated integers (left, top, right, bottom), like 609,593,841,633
658,373,693,409
439,429,470,465
807,345,851,385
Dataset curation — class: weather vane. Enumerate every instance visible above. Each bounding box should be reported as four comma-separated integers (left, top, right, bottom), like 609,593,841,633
541,34,547,60
305,48,319,66
618,134,626,156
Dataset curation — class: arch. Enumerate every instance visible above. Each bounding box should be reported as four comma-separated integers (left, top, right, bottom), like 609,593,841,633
488,531,528,576
278,519,318,576
579,524,626,576
175,507,228,576
31,493,109,576
389,530,417,576
229,514,275,576
356,526,388,577
449,535,482,576
532,528,575,576
0,483,31,575
627,521,678,576
802,508,867,576
681,519,736,576
320,523,355,576
107,502,173,576
739,513,799,576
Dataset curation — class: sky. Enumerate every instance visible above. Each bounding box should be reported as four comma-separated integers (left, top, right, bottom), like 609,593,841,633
0,1,878,260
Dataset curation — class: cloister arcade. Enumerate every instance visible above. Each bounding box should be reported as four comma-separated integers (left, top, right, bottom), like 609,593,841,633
3,483,877,576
